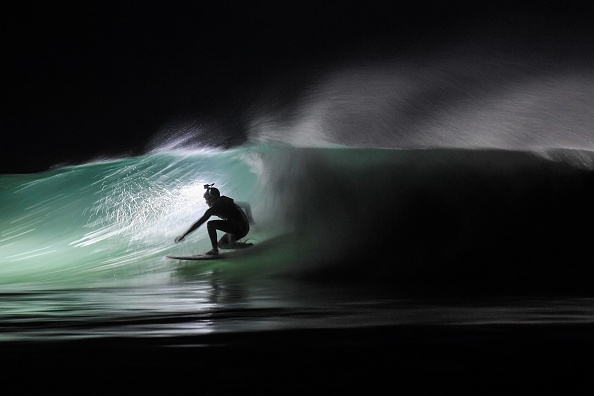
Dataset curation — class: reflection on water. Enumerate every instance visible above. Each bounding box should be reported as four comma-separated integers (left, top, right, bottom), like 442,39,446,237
1,274,594,343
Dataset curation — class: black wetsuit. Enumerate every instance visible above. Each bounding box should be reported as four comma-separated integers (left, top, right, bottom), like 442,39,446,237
176,195,251,251
203,196,250,248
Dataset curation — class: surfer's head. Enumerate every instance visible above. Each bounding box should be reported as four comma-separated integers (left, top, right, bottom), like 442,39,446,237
203,184,220,206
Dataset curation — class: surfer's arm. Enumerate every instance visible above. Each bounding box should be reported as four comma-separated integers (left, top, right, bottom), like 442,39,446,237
175,210,212,243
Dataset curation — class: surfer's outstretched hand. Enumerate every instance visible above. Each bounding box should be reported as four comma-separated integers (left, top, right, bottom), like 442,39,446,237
175,235,185,243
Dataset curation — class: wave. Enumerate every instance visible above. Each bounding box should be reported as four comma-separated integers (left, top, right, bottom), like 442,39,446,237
0,148,261,288
1,143,593,295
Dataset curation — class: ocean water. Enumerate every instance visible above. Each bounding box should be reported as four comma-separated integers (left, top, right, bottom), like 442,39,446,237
4,46,594,389
2,142,594,390
3,144,593,291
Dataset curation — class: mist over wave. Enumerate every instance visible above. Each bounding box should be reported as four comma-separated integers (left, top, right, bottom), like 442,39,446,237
3,32,594,295
245,47,594,152
235,44,594,297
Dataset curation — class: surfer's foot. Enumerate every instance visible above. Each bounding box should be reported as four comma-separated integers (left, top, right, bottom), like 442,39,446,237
205,249,219,256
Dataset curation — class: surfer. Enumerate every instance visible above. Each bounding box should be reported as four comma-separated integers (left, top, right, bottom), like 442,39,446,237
174,184,254,255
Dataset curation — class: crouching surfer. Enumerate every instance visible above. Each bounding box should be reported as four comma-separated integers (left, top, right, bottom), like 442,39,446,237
175,184,254,255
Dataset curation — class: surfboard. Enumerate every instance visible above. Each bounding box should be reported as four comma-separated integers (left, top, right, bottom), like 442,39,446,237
167,254,226,261
167,242,254,261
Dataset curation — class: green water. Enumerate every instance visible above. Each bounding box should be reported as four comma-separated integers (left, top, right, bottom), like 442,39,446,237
2,144,594,364
0,146,273,289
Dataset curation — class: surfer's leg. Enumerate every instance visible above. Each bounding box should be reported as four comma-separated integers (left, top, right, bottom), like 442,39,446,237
207,220,241,251
206,220,224,254
229,228,250,248
218,233,234,249
219,229,251,249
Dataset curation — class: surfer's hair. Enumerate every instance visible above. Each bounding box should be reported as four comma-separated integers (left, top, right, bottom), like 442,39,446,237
203,183,220,199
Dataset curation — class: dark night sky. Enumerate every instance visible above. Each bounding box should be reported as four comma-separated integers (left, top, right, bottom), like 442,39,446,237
3,1,593,173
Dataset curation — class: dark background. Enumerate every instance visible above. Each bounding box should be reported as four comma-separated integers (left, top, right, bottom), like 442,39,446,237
3,1,593,173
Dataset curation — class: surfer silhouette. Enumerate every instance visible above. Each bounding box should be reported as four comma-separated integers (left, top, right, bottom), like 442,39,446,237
174,184,254,255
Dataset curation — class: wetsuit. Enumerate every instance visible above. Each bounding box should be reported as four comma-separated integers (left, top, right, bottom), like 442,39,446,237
175,194,252,253
202,196,250,248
